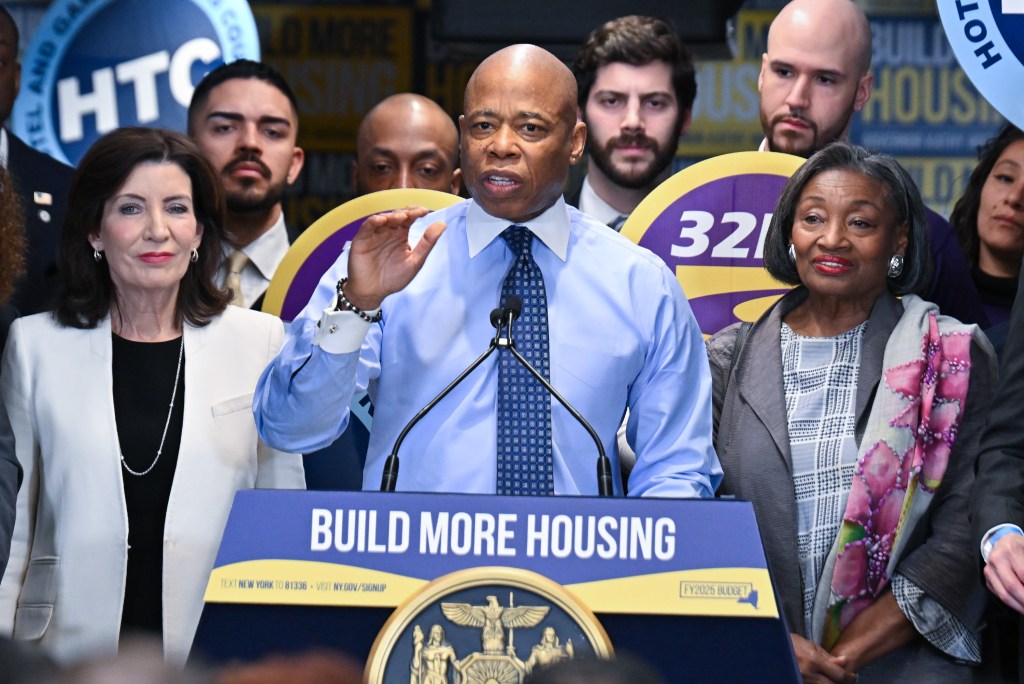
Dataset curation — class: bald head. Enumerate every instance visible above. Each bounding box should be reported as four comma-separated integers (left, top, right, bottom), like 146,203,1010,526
460,44,587,223
758,0,873,156
353,93,461,195
769,0,871,76
466,45,579,132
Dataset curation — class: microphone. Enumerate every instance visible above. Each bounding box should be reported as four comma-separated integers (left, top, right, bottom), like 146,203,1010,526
489,296,521,341
503,295,522,324
381,295,614,497
500,298,614,497
381,302,508,492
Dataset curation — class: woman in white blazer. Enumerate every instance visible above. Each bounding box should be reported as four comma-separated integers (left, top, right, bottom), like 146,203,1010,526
0,128,304,666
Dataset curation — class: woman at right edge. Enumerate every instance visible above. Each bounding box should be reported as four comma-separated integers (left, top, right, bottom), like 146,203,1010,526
708,142,995,683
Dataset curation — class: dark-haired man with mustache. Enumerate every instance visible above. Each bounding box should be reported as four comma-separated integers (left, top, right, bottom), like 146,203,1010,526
188,60,305,309
758,0,988,326
566,16,695,229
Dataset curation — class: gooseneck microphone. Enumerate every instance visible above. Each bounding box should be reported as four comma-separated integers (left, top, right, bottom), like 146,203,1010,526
381,295,613,497
495,296,614,497
380,303,510,492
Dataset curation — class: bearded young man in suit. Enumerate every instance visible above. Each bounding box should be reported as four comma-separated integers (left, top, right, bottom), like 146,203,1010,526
565,16,695,231
188,60,305,311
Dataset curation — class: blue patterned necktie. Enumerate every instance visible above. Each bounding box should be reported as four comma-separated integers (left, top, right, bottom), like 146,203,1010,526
496,225,553,495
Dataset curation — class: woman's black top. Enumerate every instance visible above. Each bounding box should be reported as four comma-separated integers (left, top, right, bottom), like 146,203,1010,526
973,266,1018,328
112,334,185,637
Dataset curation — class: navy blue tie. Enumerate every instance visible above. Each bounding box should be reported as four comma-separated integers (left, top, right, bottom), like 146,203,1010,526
496,225,553,495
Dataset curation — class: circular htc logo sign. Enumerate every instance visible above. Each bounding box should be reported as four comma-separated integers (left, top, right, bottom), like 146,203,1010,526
12,0,260,165
939,0,1024,130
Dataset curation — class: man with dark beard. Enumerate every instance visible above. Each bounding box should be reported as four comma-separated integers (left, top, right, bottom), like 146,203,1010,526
188,60,305,309
757,0,988,326
567,16,695,230
757,0,872,157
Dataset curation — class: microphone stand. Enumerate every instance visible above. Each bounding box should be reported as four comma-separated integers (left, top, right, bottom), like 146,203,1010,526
381,301,615,497
380,311,508,492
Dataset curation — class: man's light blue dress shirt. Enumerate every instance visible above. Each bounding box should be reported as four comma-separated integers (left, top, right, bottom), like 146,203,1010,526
254,198,722,497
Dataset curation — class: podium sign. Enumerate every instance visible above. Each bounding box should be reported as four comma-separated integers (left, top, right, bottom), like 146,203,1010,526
194,491,799,682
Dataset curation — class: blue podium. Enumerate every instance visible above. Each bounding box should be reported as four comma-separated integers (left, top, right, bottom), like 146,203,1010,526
192,491,799,682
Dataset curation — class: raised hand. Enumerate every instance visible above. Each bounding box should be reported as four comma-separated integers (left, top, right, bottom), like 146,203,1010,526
343,206,446,311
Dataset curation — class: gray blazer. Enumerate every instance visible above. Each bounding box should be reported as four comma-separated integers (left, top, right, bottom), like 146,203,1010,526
707,289,992,678
0,398,19,581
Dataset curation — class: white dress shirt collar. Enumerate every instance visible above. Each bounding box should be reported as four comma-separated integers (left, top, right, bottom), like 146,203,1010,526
235,212,289,281
578,174,624,227
220,212,290,307
466,197,570,261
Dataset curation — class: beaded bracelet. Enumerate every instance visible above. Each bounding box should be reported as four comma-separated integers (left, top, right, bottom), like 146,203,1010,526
335,277,383,323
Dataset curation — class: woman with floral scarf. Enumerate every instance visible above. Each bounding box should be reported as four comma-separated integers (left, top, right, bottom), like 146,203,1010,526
708,143,995,683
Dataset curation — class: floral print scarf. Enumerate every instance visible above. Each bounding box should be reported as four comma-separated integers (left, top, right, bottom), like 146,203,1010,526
820,295,976,648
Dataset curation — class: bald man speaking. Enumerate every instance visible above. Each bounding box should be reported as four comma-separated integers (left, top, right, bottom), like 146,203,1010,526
255,45,720,498
353,93,461,195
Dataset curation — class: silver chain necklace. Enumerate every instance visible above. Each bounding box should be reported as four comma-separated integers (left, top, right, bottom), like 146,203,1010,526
120,336,184,477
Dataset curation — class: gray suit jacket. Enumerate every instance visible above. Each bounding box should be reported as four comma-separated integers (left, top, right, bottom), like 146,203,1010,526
972,270,1024,537
0,397,19,581
708,289,992,678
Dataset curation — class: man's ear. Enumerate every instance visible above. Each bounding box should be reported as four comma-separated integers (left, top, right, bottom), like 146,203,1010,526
569,121,587,162
852,72,873,113
678,108,693,138
287,146,305,185
449,168,462,196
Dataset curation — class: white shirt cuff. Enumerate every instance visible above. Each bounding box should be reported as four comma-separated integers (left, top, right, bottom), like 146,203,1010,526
981,524,1024,563
313,296,376,354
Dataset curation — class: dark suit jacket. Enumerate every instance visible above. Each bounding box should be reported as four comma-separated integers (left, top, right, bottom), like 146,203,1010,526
973,272,1024,540
709,289,993,681
970,270,1024,683
6,131,74,315
0,390,20,581
0,301,18,580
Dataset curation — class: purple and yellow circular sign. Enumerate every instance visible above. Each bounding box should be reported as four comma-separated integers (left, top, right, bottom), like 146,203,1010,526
622,152,804,337
263,189,462,322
